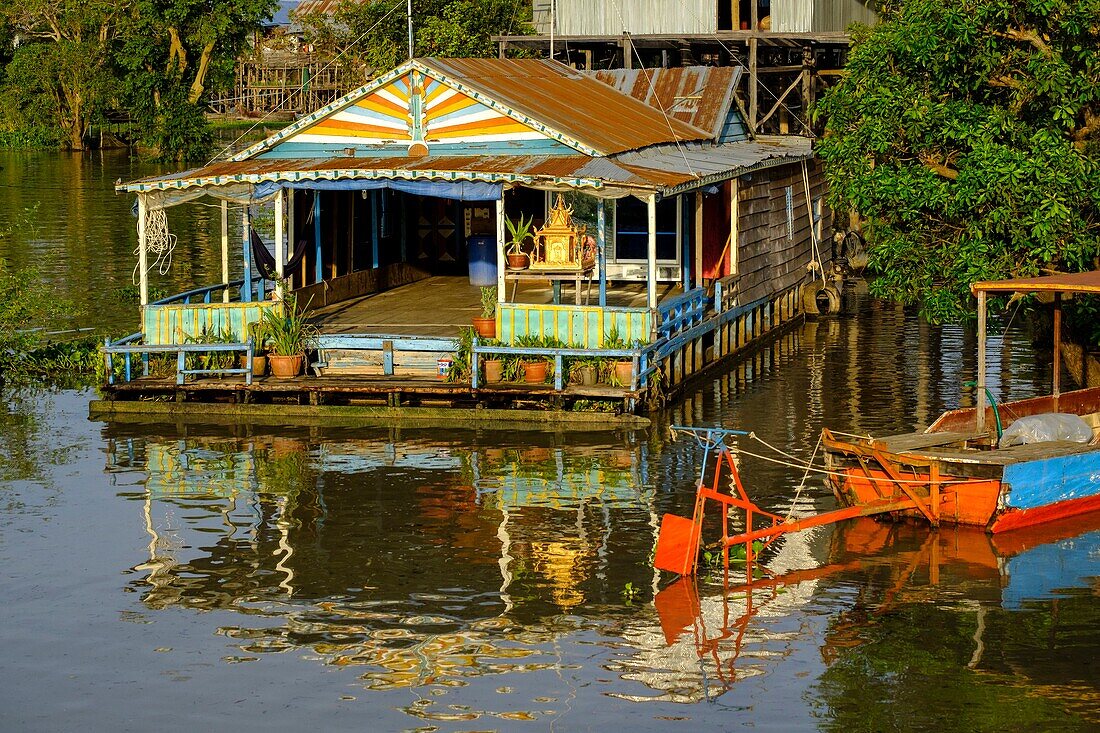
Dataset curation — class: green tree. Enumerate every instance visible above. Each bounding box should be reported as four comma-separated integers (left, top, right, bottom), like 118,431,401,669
1,1,120,150
115,0,276,160
300,0,531,77
815,0,1100,322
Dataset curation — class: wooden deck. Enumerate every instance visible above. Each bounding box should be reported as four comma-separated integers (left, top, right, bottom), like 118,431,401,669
311,275,663,336
100,373,640,412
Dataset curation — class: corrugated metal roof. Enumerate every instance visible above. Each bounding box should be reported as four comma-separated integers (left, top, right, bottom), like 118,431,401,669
419,58,713,155
119,137,814,197
119,154,697,194
616,136,814,194
591,67,741,140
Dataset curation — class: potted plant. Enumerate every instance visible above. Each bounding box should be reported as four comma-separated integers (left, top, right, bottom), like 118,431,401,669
603,328,635,387
505,213,534,270
472,285,497,338
243,320,268,377
483,356,504,383
568,357,598,386
262,295,317,378
516,333,551,383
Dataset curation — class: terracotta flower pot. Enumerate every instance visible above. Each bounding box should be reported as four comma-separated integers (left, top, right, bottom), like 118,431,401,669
268,353,304,378
523,360,548,383
613,360,634,387
483,358,504,383
239,354,267,377
507,252,529,270
472,316,497,338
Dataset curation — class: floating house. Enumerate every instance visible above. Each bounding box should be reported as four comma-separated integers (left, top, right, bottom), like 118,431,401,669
104,57,832,418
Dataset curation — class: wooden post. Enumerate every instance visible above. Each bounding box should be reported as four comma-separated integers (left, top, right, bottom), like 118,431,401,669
694,190,703,286
976,289,987,435
680,195,690,292
801,46,814,135
220,199,229,303
313,192,323,285
242,206,253,302
622,34,633,69
137,195,149,307
1053,292,1062,401
729,178,739,276
287,189,296,283
647,193,658,310
371,190,380,269
274,188,285,298
495,194,506,305
597,198,607,307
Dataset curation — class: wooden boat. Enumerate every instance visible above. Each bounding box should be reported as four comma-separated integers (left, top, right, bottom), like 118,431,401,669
823,270,1100,533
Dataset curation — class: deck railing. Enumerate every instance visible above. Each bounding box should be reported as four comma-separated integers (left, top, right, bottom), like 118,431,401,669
471,339,649,392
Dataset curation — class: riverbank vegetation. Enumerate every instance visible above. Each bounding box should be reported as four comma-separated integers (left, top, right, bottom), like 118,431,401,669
817,0,1100,325
0,1,531,161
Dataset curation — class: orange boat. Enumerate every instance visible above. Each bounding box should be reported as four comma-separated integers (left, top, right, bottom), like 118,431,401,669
823,271,1100,534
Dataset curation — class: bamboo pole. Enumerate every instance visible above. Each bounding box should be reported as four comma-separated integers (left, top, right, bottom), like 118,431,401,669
496,194,506,305
274,189,285,299
137,195,148,307
220,199,230,303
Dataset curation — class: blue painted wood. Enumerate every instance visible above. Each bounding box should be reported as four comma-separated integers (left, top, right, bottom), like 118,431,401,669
256,139,577,160
681,197,691,292
242,211,253,303
371,190,380,269
1002,528,1100,609
313,192,323,283
1003,451,1100,511
317,334,458,352
597,199,607,307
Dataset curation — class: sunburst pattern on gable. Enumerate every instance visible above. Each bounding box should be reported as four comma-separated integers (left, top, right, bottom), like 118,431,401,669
280,74,413,146
422,78,543,143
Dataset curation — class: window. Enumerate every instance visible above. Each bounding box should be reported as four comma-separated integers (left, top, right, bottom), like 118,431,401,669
785,186,793,240
613,196,679,262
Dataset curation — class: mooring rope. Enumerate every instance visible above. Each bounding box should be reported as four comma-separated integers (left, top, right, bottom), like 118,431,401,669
785,432,822,521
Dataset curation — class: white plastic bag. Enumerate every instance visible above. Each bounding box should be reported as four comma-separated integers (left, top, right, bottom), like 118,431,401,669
998,413,1094,447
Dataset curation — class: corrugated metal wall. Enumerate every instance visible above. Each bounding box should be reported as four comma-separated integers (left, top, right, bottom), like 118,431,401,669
772,0,877,33
544,0,716,36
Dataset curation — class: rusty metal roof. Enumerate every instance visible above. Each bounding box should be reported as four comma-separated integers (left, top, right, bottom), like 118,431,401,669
419,58,713,155
120,137,814,197
591,67,741,140
119,153,697,194
972,270,1100,295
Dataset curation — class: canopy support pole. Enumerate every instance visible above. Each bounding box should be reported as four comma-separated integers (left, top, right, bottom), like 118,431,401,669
242,206,253,302
274,189,285,299
1053,292,1062,405
597,198,607,307
647,193,657,310
976,290,987,435
495,194,506,306
220,200,229,303
137,195,148,307
680,195,690,291
313,193,322,285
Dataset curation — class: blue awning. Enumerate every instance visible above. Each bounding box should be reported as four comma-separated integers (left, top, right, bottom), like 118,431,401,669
252,179,502,201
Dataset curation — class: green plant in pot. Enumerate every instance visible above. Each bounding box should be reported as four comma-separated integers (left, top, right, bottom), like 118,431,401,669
603,327,636,387
243,320,269,377
473,285,497,338
505,213,534,270
262,295,318,378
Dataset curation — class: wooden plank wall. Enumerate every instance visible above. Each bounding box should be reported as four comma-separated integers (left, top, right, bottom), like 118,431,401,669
294,262,430,308
735,160,832,305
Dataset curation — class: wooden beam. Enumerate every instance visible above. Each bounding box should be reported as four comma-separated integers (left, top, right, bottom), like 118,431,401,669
756,73,803,129
220,199,229,303
597,198,607,307
274,189,285,298
976,290,987,434
647,193,657,309
748,38,758,131
137,195,148,307
1054,292,1062,401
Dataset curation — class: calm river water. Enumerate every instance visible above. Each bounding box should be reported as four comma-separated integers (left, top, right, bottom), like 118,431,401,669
2,152,1098,731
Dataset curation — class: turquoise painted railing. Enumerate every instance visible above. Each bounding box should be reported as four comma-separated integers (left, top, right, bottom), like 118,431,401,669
142,301,281,346
471,339,648,392
498,303,652,347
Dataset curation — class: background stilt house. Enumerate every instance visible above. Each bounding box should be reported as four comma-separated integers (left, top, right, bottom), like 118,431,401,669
111,58,831,411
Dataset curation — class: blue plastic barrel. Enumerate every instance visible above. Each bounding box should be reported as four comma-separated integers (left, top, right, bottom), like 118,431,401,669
467,235,497,286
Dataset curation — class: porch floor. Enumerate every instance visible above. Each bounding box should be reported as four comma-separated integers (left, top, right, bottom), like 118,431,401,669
310,275,681,337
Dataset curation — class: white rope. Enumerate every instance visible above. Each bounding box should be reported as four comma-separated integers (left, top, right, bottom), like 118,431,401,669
133,208,178,285
785,431,822,520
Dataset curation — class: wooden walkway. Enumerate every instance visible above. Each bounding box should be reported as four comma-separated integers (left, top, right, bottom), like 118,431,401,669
312,275,661,336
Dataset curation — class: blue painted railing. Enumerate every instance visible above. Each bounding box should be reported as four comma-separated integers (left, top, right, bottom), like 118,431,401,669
471,340,648,392
314,333,458,376
104,336,254,386
150,278,270,306
657,287,707,340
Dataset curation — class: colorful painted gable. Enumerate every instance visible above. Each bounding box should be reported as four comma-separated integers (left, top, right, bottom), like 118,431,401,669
257,69,572,159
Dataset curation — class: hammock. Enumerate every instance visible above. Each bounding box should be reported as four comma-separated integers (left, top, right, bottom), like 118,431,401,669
250,226,311,281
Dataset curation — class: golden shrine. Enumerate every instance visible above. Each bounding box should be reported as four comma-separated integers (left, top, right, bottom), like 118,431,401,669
530,194,596,271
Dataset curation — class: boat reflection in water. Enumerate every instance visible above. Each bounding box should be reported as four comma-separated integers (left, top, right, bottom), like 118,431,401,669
643,513,1100,703
103,427,1099,723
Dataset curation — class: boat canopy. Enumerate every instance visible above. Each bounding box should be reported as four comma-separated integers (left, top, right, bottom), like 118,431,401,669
972,270,1100,434
972,270,1100,295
